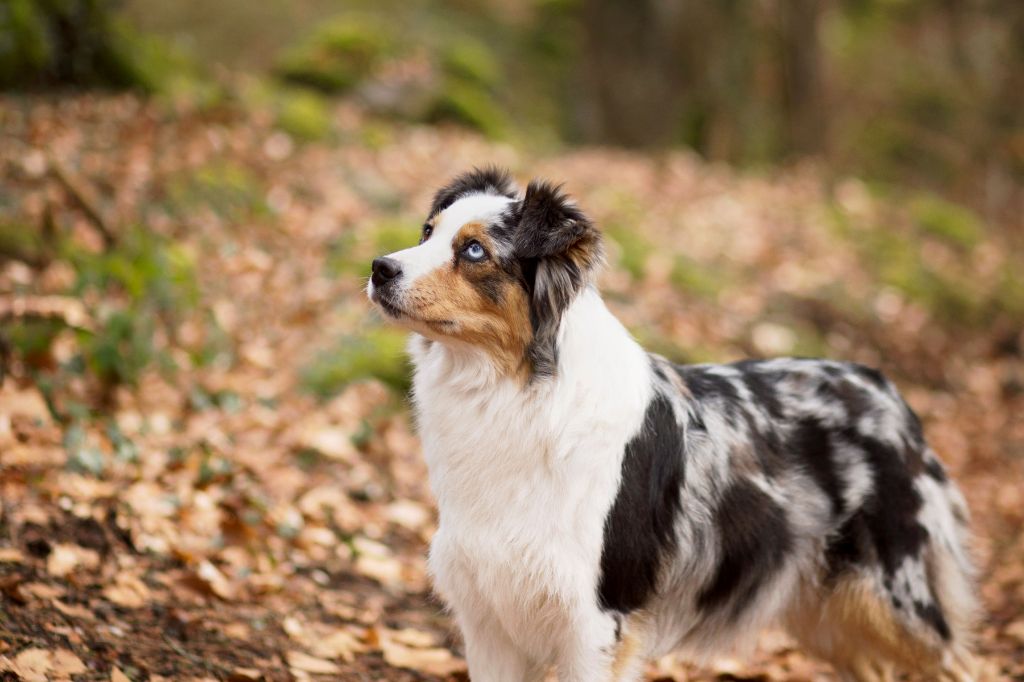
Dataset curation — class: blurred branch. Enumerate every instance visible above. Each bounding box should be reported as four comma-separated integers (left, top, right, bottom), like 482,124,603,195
48,156,118,250
0,295,95,332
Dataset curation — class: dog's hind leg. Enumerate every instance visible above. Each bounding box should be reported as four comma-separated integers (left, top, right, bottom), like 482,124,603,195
785,574,947,680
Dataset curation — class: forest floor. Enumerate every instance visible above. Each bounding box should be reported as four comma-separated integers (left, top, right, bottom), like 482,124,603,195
1,95,1022,681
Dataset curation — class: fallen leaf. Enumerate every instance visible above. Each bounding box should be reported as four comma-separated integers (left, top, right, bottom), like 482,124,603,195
285,650,340,674
47,543,100,577
50,647,85,675
111,667,131,682
53,599,94,620
194,560,237,600
12,648,52,681
380,641,463,676
103,573,151,608
309,628,366,662
0,548,24,563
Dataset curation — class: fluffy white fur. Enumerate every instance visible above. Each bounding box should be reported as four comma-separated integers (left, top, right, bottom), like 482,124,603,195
410,288,651,681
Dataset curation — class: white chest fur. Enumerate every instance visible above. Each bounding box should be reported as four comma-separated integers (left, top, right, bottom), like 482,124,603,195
409,290,653,659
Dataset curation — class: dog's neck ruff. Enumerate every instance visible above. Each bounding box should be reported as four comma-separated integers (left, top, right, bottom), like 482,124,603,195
409,287,652,471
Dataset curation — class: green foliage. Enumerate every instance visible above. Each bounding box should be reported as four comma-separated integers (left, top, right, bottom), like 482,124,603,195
426,37,508,137
300,326,410,398
670,256,727,300
326,218,418,277
66,227,197,387
274,16,396,94
167,162,267,220
427,79,507,138
0,220,48,266
909,194,983,249
441,38,500,89
275,89,332,141
3,223,200,423
605,224,652,281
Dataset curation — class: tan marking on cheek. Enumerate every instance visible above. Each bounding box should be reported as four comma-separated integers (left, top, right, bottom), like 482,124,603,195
409,252,533,378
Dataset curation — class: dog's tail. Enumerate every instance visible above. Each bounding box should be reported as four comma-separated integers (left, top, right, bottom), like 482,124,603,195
917,451,983,680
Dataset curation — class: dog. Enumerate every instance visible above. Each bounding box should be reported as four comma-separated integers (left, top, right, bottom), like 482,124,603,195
366,167,979,681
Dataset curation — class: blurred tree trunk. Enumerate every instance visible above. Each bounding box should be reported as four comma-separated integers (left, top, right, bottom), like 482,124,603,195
577,0,699,147
777,0,826,157
0,0,147,90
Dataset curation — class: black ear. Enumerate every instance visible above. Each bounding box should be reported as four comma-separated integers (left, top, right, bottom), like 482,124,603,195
512,180,603,378
428,166,517,219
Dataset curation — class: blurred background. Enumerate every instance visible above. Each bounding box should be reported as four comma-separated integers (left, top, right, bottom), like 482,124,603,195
1,1,1022,680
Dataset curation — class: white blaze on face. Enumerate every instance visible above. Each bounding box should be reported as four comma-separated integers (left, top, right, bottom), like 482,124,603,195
369,193,514,298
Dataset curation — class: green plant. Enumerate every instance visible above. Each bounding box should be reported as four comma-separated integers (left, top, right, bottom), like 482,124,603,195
276,89,333,141
300,326,410,398
274,16,395,94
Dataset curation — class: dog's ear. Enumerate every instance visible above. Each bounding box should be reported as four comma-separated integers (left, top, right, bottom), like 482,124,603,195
511,180,603,377
428,166,517,219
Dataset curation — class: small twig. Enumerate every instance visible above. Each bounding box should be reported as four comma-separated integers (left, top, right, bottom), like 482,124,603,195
47,156,117,250
0,628,49,645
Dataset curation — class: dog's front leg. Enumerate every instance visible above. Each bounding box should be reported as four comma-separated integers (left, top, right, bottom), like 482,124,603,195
556,611,639,682
458,612,544,682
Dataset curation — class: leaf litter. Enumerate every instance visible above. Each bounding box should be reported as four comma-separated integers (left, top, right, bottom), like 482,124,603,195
0,93,1021,680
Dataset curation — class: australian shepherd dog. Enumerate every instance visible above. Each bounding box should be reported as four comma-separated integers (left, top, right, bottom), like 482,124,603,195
366,168,979,681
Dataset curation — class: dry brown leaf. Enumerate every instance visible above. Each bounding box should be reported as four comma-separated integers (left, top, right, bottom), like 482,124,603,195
285,650,340,674
308,628,366,662
0,548,24,563
111,666,131,682
103,572,151,608
387,627,438,648
47,543,100,577
12,648,53,681
379,640,463,676
194,560,238,600
53,648,88,676
20,582,63,600
53,599,94,620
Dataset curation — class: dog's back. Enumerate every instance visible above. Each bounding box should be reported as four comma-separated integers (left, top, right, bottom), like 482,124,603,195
627,357,978,680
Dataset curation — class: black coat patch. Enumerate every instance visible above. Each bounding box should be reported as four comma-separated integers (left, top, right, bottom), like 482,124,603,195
841,428,928,577
791,418,846,516
598,394,685,614
696,479,793,617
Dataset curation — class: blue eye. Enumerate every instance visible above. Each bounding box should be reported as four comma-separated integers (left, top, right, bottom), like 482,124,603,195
462,241,487,261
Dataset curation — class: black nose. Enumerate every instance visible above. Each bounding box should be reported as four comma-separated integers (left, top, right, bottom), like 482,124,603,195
371,257,403,287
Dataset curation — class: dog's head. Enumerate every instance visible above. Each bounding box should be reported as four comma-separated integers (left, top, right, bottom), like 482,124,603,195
367,167,602,378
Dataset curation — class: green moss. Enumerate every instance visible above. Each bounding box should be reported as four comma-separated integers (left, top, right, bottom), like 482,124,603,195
605,225,652,280
427,79,508,138
372,220,419,255
859,228,981,323
441,37,500,88
167,162,267,219
274,16,395,94
909,194,983,249
276,90,332,141
300,327,410,397
669,256,726,299
325,218,418,278
0,221,48,265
